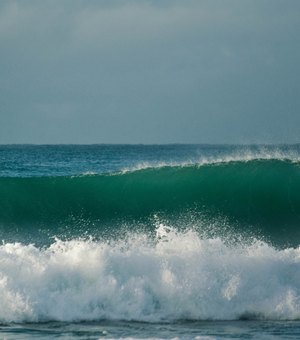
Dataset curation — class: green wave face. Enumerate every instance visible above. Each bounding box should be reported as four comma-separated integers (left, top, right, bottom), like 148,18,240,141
1,159,300,246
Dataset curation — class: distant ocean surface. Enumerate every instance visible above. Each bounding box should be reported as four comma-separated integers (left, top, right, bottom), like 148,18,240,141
1,144,300,339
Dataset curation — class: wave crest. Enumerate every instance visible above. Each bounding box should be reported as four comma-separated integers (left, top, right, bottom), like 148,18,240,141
1,159,300,246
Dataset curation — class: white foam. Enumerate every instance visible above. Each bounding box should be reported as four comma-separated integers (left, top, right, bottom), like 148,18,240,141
1,225,300,323
120,147,300,174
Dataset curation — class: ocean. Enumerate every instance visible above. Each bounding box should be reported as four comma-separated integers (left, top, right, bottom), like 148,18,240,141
1,144,300,339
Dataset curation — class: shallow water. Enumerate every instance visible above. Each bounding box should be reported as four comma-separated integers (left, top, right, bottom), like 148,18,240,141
2,320,300,339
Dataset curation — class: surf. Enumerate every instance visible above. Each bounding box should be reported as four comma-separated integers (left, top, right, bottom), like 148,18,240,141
1,225,300,323
0,158,300,246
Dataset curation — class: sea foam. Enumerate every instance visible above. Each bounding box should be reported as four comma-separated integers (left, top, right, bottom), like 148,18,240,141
1,225,300,323
120,146,300,174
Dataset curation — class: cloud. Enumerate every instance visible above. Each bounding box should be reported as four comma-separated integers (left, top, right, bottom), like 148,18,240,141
0,0,300,143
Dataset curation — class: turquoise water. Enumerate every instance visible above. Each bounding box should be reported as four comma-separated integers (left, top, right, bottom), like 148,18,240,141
1,144,300,339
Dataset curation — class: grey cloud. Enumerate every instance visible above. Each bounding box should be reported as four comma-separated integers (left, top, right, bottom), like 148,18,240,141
0,0,300,143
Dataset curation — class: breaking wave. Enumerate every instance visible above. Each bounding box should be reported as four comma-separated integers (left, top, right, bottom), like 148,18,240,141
0,159,300,246
1,225,300,323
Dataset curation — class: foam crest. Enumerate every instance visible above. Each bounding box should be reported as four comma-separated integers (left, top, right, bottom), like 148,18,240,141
1,226,300,323
121,147,300,173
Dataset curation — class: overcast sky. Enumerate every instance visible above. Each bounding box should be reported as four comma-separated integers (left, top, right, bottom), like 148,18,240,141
0,0,300,144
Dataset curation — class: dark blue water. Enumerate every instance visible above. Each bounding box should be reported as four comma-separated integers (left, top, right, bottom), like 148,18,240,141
0,144,211,177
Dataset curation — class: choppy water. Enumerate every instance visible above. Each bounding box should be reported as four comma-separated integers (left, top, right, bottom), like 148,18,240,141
1,144,300,339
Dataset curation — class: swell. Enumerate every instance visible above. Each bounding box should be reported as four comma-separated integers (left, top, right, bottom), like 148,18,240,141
1,159,300,246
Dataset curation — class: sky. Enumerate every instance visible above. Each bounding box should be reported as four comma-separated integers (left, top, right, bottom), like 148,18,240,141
0,0,300,144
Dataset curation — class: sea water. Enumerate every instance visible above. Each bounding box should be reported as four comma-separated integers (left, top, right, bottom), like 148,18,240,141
1,144,300,339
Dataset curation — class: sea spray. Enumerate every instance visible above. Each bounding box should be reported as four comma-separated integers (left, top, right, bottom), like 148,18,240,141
1,225,300,323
